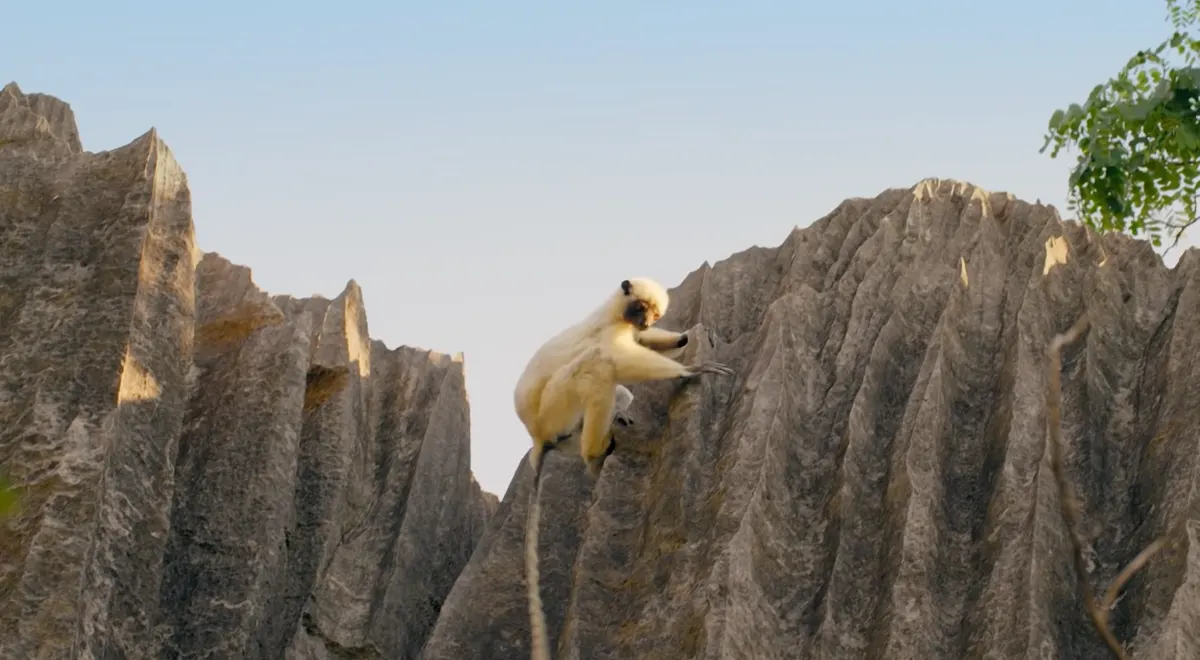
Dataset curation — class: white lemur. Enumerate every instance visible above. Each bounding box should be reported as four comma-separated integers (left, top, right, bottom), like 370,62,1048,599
513,277,734,660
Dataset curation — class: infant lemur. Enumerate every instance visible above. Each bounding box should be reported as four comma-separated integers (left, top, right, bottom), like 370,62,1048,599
512,277,734,660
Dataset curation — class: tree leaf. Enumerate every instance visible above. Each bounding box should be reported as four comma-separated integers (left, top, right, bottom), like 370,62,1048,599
1048,109,1066,130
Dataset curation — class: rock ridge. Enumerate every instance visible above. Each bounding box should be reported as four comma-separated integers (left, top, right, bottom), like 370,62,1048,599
0,84,493,659
423,178,1200,659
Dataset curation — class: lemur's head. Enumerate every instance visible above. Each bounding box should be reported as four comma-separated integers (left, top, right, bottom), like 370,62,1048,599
619,278,669,330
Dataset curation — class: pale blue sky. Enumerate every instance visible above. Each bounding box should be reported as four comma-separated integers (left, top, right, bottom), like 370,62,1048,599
4,1,1184,496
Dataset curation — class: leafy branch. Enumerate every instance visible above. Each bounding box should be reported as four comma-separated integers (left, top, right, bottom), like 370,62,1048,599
1042,0,1200,249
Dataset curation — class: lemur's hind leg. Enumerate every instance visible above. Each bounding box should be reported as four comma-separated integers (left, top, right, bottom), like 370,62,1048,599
604,384,640,460
579,370,619,479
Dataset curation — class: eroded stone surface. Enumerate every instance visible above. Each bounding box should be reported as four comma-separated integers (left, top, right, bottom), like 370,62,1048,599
0,84,493,659
0,82,196,660
6,81,1200,660
423,180,1200,659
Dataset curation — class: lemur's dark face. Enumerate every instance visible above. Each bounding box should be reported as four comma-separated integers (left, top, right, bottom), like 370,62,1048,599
623,297,661,330
619,279,662,329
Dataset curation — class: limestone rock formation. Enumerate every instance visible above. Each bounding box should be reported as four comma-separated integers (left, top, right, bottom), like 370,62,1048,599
0,82,495,659
423,180,1200,659
5,81,1200,660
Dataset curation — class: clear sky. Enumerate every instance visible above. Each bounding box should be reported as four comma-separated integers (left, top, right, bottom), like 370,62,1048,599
4,1,1187,496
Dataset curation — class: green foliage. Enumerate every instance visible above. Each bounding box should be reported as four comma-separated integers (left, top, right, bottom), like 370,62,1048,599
0,471,18,521
1042,0,1200,248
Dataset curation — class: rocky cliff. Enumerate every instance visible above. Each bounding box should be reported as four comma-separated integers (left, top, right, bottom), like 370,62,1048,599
0,83,496,659
2,83,1198,660
423,183,1200,659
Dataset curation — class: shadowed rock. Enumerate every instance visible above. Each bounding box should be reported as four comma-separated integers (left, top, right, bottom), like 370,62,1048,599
422,180,1200,659
0,84,494,659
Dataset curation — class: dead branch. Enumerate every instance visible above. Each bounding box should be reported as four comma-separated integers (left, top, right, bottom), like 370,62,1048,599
1044,314,1170,660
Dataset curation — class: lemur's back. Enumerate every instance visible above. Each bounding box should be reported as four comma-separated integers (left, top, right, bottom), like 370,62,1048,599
513,300,614,436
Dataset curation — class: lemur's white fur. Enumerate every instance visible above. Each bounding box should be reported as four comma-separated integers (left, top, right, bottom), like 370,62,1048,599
513,277,734,660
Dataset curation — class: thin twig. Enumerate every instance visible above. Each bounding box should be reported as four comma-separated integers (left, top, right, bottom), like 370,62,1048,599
1046,314,1184,658
1044,315,1121,656
1162,224,1189,256
1160,214,1197,256
1102,537,1167,613
1044,313,1175,660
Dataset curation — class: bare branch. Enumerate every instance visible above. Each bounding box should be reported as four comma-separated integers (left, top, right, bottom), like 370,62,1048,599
1160,206,1199,256
1043,316,1119,654
1044,313,1173,660
1102,537,1167,612
1162,222,1191,256
1045,310,1196,658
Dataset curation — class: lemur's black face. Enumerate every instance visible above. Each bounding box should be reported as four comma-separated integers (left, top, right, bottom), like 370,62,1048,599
620,279,661,329
623,297,660,330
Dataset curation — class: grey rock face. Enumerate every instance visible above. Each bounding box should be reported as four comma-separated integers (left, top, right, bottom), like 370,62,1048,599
6,81,1200,660
423,180,1200,659
0,81,196,660
0,83,493,659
